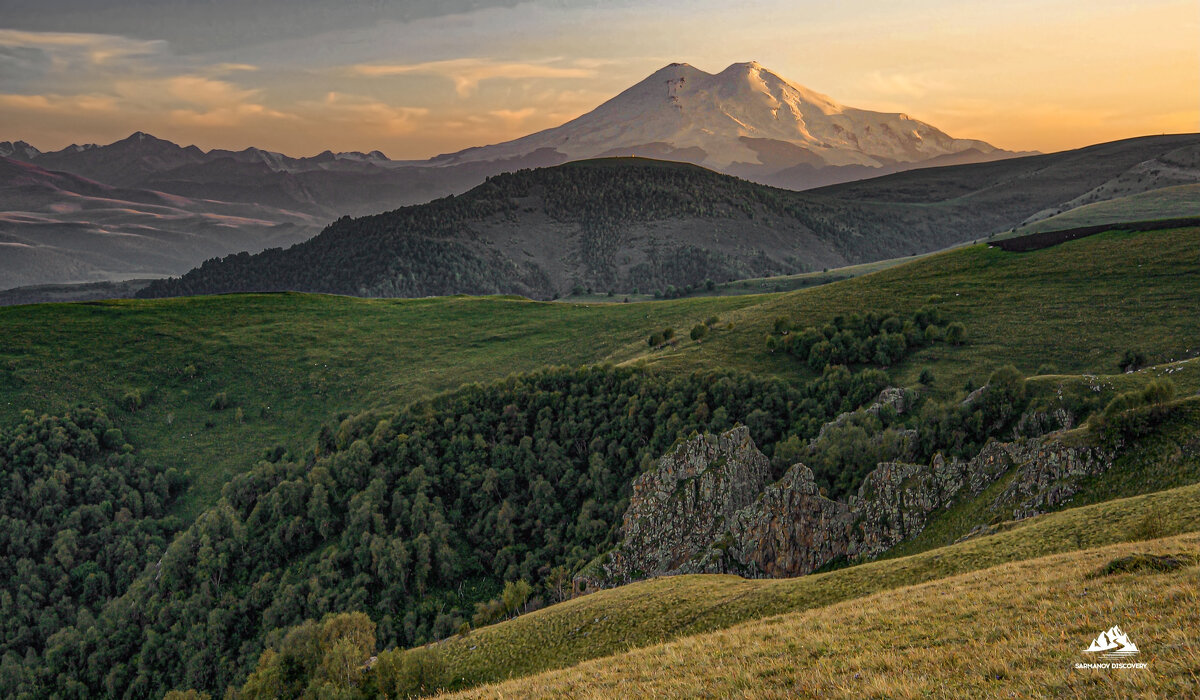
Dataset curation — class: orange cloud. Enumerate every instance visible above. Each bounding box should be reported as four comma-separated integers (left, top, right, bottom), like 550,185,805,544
163,76,260,107
488,108,537,129
0,93,119,113
168,104,294,129
349,58,595,96
309,92,431,134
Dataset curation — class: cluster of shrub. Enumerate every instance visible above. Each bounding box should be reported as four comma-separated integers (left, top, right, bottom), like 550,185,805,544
203,611,444,700
1090,379,1179,447
646,317,720,348
767,308,964,371
228,604,527,700
652,278,717,299
647,326,676,347
232,612,388,700
0,409,186,696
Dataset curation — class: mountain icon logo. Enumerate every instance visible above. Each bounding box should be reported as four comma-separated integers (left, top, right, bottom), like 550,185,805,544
1083,625,1140,658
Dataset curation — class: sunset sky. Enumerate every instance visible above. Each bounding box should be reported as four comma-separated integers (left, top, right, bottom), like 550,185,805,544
1,0,1196,159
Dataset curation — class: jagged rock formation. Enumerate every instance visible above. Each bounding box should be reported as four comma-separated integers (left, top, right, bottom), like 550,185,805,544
595,425,1113,587
1012,407,1077,436
720,464,850,577
602,428,771,580
994,441,1114,520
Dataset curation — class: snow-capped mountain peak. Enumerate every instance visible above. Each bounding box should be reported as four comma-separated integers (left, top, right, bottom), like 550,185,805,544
433,61,1002,174
0,140,41,161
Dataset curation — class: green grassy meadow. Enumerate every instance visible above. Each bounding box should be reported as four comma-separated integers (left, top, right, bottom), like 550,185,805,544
1015,183,1200,235
653,227,1200,392
0,293,756,514
0,225,1196,515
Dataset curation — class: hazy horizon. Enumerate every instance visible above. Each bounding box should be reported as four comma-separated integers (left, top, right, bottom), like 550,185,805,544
1,0,1196,159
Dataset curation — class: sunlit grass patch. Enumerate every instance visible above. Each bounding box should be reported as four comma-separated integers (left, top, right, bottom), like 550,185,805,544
381,480,1200,694
448,533,1200,698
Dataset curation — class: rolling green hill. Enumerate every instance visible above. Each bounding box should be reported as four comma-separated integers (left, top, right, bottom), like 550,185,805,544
1,222,1199,698
1011,184,1200,235
648,225,1200,393
0,293,758,516
813,133,1199,208
2,226,1198,518
139,158,868,300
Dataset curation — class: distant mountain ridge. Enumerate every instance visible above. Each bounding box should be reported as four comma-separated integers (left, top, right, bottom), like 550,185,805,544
3,62,1022,216
1,130,562,220
0,140,42,160
5,133,1198,292
0,156,323,288
22,131,392,182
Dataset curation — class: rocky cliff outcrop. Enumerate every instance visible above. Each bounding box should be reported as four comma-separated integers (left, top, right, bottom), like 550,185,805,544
594,425,1114,587
722,464,850,577
601,427,771,583
991,441,1112,520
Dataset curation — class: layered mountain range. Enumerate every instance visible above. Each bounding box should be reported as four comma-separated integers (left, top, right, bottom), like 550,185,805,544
2,61,1198,292
0,61,1026,290
2,62,1018,215
0,156,324,289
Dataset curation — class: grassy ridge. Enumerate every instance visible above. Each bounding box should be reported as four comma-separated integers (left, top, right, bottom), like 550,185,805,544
0,293,756,514
1015,183,1200,235
447,532,1200,698
391,480,1200,694
1,226,1197,514
652,227,1200,393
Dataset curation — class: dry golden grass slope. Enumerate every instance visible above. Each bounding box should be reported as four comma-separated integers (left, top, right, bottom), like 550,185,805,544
393,480,1200,696
446,534,1200,699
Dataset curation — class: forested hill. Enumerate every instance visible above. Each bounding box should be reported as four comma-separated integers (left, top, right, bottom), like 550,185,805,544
135,159,847,300
137,135,1200,301
130,159,957,300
